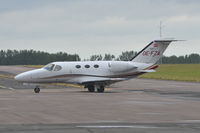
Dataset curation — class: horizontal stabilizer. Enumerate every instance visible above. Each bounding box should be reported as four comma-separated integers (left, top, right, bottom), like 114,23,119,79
154,39,185,42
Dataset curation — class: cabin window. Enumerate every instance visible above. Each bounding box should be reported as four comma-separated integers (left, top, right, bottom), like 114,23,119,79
85,65,90,68
76,65,81,69
54,65,62,71
94,64,99,68
43,63,55,71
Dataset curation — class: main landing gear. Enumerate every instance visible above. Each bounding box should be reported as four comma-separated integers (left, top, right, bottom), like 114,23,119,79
88,85,95,92
34,86,40,93
86,85,105,93
97,85,104,93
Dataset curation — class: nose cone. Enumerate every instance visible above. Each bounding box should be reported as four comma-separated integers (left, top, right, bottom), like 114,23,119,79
15,70,34,82
15,73,27,82
15,69,45,82
14,75,19,81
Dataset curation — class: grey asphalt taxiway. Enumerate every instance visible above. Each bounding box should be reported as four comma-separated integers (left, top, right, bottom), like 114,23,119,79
0,66,200,133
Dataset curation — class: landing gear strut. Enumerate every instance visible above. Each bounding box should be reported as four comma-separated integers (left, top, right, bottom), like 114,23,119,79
86,85,105,93
34,86,40,93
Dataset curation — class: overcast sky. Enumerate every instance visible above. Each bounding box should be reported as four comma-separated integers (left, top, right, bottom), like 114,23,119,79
0,0,199,59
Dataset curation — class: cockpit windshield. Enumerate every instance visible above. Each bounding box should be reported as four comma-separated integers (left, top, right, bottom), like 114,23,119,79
43,63,55,71
54,65,62,71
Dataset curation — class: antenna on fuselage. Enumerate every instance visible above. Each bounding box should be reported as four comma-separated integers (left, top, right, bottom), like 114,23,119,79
159,21,165,64
159,21,163,38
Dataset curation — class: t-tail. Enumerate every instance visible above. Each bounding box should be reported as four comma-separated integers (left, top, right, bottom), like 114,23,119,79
131,39,179,64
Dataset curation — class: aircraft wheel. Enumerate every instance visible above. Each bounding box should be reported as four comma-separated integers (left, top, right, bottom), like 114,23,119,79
88,85,95,92
97,86,104,93
34,87,40,93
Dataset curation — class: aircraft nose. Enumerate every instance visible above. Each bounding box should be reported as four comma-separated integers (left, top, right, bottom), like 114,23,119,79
15,72,31,82
14,74,23,81
14,69,43,82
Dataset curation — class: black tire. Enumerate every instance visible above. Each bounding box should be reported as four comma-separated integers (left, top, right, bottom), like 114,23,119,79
88,85,95,92
34,87,40,93
97,86,104,93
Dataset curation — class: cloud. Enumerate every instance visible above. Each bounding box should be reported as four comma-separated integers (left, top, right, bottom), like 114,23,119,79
0,0,199,59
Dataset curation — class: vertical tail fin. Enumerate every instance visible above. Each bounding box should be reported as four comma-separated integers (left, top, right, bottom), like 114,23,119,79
131,39,178,64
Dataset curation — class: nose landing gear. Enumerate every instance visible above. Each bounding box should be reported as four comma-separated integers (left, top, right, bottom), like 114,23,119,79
34,86,40,93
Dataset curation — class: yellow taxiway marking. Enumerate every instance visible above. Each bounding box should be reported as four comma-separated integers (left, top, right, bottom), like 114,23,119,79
0,74,14,79
105,88,112,91
0,73,111,91
51,83,112,91
0,85,15,91
50,83,83,88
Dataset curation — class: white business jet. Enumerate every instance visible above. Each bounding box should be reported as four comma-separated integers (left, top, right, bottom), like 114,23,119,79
15,39,178,93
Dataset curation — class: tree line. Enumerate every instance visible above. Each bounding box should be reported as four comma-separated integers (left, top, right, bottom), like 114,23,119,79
87,51,200,64
162,54,200,64
0,50,80,65
0,49,199,65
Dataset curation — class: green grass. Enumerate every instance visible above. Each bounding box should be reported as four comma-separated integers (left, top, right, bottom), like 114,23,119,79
140,64,200,82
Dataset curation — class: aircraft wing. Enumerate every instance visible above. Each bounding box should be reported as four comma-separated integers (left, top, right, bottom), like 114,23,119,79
138,69,156,73
69,76,128,86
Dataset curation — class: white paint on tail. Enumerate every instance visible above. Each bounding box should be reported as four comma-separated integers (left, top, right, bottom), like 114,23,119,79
131,39,178,64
